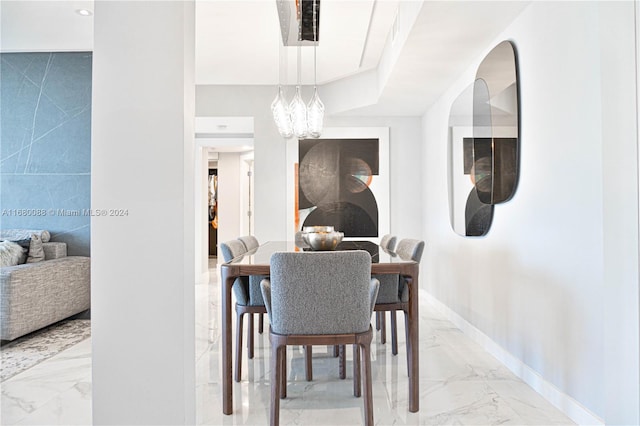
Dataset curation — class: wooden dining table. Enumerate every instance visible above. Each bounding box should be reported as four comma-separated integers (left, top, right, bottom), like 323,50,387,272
219,240,421,414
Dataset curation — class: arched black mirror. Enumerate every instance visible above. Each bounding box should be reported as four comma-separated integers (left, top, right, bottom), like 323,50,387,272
474,40,520,205
448,40,519,237
448,83,495,236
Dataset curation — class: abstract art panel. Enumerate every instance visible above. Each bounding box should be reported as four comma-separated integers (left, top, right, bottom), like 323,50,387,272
0,52,92,255
298,138,379,237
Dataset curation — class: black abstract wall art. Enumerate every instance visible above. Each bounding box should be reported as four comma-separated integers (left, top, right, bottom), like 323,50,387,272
298,138,379,237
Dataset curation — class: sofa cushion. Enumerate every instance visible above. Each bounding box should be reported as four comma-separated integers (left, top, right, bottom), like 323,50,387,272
11,239,31,264
26,234,45,263
0,256,91,341
42,242,67,260
12,238,31,250
0,241,26,266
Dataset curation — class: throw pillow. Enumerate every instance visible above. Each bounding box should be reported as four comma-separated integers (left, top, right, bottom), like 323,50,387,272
11,238,30,264
0,241,26,267
26,234,45,263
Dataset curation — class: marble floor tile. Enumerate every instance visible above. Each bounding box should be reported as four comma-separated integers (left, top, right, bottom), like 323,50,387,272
486,380,579,425
1,319,90,382
195,258,575,425
14,380,91,426
1,338,91,425
0,255,576,425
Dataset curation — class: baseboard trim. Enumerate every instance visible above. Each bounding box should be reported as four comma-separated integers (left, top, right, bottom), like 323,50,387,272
421,290,604,426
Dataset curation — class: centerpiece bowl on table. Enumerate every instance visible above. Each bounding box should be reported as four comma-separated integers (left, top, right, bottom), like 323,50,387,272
301,226,344,251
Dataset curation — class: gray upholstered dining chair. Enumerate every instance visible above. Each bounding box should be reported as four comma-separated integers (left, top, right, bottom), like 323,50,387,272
294,231,309,248
261,251,379,426
379,234,397,252
375,234,397,342
237,235,268,334
238,235,259,251
395,238,425,301
220,239,267,382
374,238,424,359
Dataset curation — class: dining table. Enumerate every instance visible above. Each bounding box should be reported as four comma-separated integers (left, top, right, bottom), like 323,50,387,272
219,240,421,414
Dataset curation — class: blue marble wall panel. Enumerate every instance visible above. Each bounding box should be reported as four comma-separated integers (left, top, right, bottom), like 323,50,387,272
1,52,92,256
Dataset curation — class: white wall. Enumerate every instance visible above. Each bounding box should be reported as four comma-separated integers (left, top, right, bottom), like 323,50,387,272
421,2,638,423
217,152,242,247
196,86,423,241
195,146,209,282
238,154,254,236
600,2,640,423
91,1,196,423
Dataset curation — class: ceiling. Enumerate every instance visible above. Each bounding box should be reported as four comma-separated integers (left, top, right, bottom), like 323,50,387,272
195,0,400,86
0,0,531,117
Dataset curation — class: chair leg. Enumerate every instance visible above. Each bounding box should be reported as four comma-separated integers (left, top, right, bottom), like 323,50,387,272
375,312,381,330
361,342,374,426
339,345,346,379
271,344,282,426
259,313,264,334
404,310,410,376
280,347,287,399
305,345,313,381
353,344,361,397
380,312,386,344
235,311,244,382
248,313,254,359
391,310,398,355
333,345,339,357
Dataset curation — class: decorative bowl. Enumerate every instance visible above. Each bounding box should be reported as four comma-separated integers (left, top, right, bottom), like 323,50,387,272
303,230,344,251
303,225,335,233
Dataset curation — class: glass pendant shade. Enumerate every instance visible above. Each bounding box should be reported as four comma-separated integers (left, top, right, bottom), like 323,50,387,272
289,86,308,138
307,87,324,138
271,86,293,138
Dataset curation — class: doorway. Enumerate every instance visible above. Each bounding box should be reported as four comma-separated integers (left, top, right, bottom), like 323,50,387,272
208,168,218,256
195,116,255,269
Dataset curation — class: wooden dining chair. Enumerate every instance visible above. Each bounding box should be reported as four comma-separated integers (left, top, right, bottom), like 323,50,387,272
237,235,268,335
261,251,379,426
294,231,309,248
374,238,424,361
237,235,259,251
220,239,267,382
375,234,398,343
379,234,397,252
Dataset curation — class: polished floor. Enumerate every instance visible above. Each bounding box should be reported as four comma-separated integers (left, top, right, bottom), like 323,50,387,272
1,257,574,425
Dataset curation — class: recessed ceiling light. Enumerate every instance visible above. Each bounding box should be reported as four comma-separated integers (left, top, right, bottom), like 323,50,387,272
76,9,93,17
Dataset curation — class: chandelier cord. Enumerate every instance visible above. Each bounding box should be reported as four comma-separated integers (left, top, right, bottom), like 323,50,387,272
297,45,302,87
297,4,302,88
313,0,317,86
278,26,283,88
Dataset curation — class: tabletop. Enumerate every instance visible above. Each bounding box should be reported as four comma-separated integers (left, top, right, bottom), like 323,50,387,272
225,240,415,269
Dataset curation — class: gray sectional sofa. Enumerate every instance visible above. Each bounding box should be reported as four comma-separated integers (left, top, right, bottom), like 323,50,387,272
0,230,90,341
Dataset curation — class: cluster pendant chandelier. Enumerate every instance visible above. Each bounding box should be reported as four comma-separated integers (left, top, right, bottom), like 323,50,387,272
271,0,324,139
